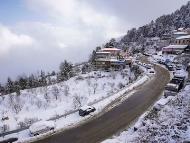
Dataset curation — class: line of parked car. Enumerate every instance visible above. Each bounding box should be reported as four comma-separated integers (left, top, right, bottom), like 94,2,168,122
28,105,96,137
0,105,96,143
135,60,155,75
157,59,187,98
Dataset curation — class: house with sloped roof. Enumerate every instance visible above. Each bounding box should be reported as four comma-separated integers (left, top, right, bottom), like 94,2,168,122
175,35,190,45
162,32,190,55
94,48,126,70
162,45,189,55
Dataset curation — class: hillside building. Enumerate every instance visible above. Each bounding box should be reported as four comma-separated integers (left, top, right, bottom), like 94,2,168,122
94,48,126,70
162,30,190,55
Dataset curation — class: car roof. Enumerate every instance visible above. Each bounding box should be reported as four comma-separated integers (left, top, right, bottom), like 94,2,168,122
29,121,54,131
80,105,94,110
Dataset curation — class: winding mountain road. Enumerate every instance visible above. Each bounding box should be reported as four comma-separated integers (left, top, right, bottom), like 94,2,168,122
33,64,170,143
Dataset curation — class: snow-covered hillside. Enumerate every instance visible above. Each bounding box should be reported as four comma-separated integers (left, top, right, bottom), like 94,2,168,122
103,84,190,143
0,68,137,133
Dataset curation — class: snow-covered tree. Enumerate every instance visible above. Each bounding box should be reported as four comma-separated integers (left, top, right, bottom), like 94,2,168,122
59,60,73,81
52,86,60,100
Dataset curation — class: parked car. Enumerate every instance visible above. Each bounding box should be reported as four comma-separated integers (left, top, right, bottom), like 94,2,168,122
158,59,165,65
79,105,96,116
29,120,55,136
165,63,175,71
175,64,183,70
147,68,155,75
174,76,185,87
174,70,187,80
0,137,18,143
143,63,147,67
145,64,153,69
164,78,184,98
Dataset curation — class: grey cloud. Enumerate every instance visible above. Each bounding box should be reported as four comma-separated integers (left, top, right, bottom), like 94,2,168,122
0,0,189,83
87,0,189,27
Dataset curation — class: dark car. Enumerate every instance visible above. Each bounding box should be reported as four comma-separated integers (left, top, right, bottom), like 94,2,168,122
170,78,183,91
79,106,96,116
0,137,18,143
174,76,185,86
164,78,184,98
165,63,175,71
175,64,183,70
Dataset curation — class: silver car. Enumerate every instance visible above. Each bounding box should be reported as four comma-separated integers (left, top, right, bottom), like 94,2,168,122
29,120,55,136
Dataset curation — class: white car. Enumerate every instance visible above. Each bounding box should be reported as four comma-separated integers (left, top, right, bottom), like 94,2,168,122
29,120,55,136
145,64,153,69
79,105,96,116
143,63,147,67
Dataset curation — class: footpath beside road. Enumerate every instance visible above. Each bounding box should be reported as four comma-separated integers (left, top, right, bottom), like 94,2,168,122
33,64,170,143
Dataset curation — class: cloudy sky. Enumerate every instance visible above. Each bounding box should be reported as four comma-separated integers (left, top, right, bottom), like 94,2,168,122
0,0,189,83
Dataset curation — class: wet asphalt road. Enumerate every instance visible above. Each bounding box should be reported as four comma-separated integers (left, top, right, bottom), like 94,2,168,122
33,65,170,143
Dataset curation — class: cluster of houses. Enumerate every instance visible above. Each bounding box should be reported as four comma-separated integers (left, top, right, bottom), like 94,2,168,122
93,28,190,70
93,48,132,70
162,28,190,55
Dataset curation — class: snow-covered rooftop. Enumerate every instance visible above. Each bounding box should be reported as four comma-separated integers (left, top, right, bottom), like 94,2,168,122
101,48,121,51
176,35,190,40
174,31,188,35
178,27,185,31
151,37,160,41
95,58,110,61
110,59,120,62
162,44,188,49
96,51,111,54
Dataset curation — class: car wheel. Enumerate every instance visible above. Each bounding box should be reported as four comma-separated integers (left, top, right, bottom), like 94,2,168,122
34,133,39,136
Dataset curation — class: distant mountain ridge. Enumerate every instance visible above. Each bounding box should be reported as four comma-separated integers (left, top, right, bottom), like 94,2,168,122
121,1,190,43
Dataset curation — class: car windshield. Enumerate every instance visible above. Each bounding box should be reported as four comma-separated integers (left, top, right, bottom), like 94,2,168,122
170,79,181,84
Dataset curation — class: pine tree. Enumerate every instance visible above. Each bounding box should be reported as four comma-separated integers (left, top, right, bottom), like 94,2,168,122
28,74,36,88
0,84,5,95
95,46,101,51
59,60,73,81
18,76,28,90
14,81,21,96
39,70,47,86
104,38,117,48
6,77,14,94
89,50,96,64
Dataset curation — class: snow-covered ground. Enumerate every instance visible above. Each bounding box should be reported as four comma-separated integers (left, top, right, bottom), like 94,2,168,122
151,53,177,63
0,67,150,142
102,84,190,143
0,69,137,132
3,74,150,143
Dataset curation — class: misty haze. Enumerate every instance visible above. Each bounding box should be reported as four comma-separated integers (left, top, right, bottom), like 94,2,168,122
0,0,190,143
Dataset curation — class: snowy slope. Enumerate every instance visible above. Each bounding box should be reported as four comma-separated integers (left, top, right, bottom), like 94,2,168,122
102,85,190,143
0,69,137,132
